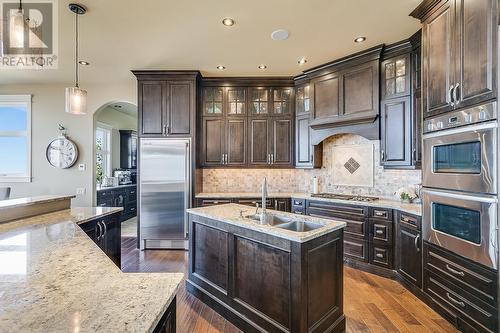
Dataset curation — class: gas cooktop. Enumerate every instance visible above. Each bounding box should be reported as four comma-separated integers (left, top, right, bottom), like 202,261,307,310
310,193,380,202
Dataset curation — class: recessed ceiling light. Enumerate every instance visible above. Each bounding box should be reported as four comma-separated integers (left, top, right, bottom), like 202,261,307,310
354,36,366,43
298,58,307,65
78,60,90,65
222,18,235,26
113,105,122,108
258,65,267,70
271,29,289,41
216,65,226,70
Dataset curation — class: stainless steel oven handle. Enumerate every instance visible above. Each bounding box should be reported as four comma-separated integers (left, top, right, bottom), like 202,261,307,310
445,264,465,276
422,120,497,139
422,189,498,204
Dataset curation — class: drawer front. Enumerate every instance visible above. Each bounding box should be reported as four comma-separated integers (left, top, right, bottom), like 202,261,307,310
369,207,393,221
97,190,112,201
344,238,368,262
370,245,393,269
369,220,393,244
125,204,137,216
127,187,137,201
424,270,498,333
199,199,232,207
97,198,113,207
291,198,305,207
398,212,420,230
424,242,497,307
309,213,367,239
307,200,368,221
237,198,273,208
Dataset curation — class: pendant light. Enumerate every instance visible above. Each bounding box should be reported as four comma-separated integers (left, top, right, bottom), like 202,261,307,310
10,0,25,48
65,4,87,115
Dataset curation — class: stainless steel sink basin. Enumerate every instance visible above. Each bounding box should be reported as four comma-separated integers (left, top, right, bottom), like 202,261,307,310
275,221,324,232
244,214,293,226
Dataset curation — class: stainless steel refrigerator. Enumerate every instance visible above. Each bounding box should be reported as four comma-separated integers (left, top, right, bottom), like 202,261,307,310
139,138,191,250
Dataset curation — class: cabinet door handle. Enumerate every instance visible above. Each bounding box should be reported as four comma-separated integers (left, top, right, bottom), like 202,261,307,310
267,154,270,164
376,253,384,259
162,125,167,135
275,201,278,210
97,222,103,240
271,154,274,164
166,125,170,134
414,234,420,252
381,150,385,161
449,85,455,105
375,229,384,235
445,264,465,277
446,292,465,308
453,83,460,105
225,154,228,164
102,220,107,237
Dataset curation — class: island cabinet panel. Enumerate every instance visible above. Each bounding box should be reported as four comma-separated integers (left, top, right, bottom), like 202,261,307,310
152,297,176,333
186,213,345,333
192,223,228,291
234,236,291,329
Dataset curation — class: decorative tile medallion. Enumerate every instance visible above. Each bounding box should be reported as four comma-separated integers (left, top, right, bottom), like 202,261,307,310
344,157,360,174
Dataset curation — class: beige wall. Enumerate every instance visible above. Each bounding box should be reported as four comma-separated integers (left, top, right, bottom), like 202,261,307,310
95,106,137,171
0,81,136,206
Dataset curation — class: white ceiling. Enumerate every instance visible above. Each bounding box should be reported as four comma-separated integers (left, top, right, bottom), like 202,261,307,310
1,0,422,85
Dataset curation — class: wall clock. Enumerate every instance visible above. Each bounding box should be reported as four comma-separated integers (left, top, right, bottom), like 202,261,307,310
46,134,79,169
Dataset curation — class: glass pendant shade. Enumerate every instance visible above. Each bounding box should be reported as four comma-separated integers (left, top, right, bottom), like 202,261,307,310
65,86,87,115
9,9,24,48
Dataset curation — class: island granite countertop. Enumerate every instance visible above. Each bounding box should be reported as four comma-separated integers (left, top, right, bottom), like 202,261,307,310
195,192,422,216
187,203,347,243
0,207,183,333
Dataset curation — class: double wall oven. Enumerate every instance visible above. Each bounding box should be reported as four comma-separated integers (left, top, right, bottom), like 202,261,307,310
422,102,498,269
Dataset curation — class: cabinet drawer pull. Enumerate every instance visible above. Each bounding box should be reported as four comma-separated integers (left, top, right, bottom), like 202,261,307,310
251,201,256,204
274,201,278,210
375,229,384,235
213,201,219,204
414,234,420,252
293,200,302,206
97,222,103,240
293,210,303,215
445,264,465,277
376,253,384,259
401,216,409,222
446,292,465,308
374,210,387,217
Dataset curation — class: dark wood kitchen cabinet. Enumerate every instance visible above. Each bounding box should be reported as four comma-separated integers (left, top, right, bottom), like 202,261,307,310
78,211,121,268
200,80,294,168
119,130,137,169
295,81,322,168
396,212,422,289
133,71,199,137
380,35,422,169
412,0,497,118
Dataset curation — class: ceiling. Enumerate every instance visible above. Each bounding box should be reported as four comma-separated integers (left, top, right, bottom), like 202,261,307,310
0,0,422,85
109,102,137,117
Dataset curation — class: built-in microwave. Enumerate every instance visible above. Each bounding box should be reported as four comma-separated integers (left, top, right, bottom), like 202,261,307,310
423,102,497,194
422,188,498,269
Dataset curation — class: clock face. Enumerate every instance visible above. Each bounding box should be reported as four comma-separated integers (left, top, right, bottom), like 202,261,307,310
46,137,78,169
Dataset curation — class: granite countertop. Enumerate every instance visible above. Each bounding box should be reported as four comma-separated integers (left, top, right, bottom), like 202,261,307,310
187,203,346,243
195,192,422,216
96,183,137,191
0,195,75,210
0,207,183,333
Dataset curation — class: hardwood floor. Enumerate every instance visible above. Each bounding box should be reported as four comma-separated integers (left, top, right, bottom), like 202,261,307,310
121,236,458,333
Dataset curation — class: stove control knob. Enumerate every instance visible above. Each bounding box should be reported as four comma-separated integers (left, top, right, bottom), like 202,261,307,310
479,109,487,121
436,121,444,129
427,123,434,131
464,113,472,123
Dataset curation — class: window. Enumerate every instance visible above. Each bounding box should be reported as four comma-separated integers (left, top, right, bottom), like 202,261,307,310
95,123,112,185
0,95,31,182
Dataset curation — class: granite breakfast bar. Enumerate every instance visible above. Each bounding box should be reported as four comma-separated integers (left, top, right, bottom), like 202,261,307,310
0,203,183,333
186,203,347,333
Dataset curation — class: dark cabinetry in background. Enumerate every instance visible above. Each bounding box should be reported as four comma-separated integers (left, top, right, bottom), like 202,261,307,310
78,211,121,267
119,130,137,169
133,71,199,137
412,0,497,118
97,185,137,222
199,80,295,168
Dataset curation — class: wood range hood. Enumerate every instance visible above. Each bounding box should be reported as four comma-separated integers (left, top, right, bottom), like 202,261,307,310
297,45,384,145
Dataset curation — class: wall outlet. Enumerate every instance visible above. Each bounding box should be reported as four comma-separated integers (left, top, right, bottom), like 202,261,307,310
76,188,86,195
78,163,86,171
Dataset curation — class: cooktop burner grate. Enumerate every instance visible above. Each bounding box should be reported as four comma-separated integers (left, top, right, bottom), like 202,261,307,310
310,193,380,202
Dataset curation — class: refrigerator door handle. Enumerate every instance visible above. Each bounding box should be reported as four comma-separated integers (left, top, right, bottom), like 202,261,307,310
184,141,191,238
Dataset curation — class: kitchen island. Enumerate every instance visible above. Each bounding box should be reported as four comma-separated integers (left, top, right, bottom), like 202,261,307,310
186,204,347,333
0,207,182,333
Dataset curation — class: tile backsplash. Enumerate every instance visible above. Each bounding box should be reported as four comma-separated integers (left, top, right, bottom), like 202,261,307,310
202,134,422,200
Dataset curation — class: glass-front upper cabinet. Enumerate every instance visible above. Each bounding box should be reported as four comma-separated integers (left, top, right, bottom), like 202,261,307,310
295,85,310,115
249,88,268,115
382,54,410,99
272,88,293,115
203,87,223,115
227,88,246,116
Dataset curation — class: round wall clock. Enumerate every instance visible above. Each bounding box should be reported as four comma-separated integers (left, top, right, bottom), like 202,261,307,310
46,135,79,169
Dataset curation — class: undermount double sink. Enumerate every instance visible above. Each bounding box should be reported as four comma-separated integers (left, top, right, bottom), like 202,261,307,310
244,213,324,232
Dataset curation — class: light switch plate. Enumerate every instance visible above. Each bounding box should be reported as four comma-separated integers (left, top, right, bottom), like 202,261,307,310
78,163,86,171
76,188,86,195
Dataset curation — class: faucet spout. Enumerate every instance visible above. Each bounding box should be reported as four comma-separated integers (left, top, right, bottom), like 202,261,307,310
261,177,268,222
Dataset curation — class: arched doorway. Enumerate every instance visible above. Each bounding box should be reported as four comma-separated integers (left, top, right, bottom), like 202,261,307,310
92,101,138,237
